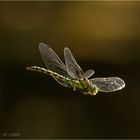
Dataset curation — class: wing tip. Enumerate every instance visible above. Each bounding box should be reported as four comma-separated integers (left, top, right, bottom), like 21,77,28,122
38,42,49,50
64,47,70,52
116,77,126,87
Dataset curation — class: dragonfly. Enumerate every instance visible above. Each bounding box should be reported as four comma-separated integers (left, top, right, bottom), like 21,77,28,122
27,43,125,96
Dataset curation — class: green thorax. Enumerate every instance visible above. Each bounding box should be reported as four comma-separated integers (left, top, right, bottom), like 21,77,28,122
70,79,98,96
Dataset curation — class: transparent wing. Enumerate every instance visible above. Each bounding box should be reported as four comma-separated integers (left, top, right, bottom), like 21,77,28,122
64,47,84,80
90,77,125,92
51,74,72,88
84,69,95,79
39,43,71,79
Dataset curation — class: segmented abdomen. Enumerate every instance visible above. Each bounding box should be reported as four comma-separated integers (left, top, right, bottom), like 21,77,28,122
27,66,73,87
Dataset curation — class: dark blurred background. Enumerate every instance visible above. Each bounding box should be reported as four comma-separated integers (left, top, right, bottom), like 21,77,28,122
0,1,140,139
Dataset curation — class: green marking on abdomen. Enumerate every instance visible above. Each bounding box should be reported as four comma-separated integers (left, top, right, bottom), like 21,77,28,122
27,66,70,81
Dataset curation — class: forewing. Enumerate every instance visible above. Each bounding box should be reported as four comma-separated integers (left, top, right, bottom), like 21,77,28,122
84,69,95,79
39,43,70,78
90,77,125,92
64,47,84,80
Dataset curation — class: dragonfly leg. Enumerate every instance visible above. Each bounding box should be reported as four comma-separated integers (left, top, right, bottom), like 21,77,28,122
73,87,76,91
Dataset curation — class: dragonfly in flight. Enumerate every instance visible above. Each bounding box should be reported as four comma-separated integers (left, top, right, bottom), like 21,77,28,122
27,43,125,96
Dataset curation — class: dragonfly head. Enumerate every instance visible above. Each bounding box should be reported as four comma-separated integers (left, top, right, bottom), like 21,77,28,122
80,79,99,96
89,83,98,96
85,84,98,96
